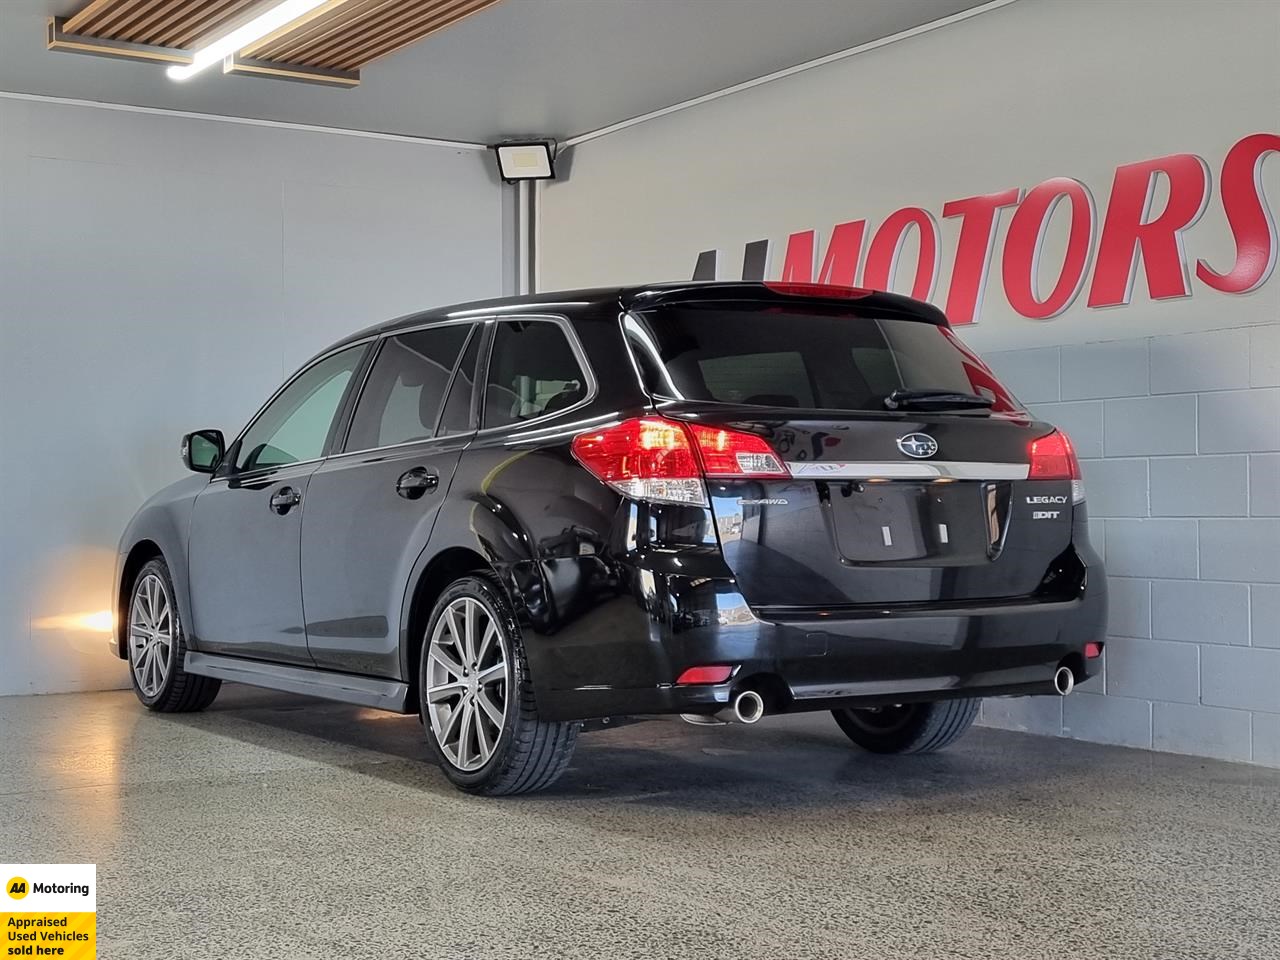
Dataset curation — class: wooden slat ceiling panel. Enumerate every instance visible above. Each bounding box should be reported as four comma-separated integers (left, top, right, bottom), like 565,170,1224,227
240,0,387,61
248,0,499,70
168,0,261,48
56,0,504,83
326,0,492,69
65,0,264,48
301,3,420,61
347,0,498,68
282,2,430,67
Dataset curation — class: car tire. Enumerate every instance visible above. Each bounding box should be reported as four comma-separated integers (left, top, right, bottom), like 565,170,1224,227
419,572,578,796
832,698,979,754
126,557,221,713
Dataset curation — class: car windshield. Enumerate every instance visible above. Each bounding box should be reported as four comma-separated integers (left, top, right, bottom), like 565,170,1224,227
625,302,1022,414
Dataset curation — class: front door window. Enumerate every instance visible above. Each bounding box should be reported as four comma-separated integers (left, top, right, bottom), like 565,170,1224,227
235,345,366,472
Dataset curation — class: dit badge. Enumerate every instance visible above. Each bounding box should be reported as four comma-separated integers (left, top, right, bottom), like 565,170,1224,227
3,865,95,958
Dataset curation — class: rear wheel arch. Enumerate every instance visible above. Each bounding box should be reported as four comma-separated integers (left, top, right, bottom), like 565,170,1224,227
419,570,579,795
402,546,494,702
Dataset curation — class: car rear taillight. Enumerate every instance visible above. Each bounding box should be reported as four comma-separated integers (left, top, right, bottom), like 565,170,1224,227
1029,429,1085,504
683,422,788,478
571,416,788,506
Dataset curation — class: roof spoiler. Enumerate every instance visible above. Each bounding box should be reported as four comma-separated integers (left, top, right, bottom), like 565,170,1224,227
619,281,950,326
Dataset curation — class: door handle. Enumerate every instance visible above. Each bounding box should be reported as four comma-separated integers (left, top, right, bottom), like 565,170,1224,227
269,486,302,515
396,467,439,500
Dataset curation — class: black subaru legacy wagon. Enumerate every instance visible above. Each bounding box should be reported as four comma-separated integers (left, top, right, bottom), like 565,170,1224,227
114,282,1106,795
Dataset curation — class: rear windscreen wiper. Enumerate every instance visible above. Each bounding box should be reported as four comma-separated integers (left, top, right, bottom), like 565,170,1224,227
883,389,995,411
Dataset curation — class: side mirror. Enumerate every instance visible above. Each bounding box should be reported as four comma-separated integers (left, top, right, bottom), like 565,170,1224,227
182,429,225,473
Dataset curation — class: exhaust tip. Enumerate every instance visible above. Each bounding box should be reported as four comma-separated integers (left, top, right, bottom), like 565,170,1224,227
1053,665,1075,697
733,689,765,724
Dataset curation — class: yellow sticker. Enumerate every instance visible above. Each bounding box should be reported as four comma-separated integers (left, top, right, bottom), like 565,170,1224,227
2,865,95,958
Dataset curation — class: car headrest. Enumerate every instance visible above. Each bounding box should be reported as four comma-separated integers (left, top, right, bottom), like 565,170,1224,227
418,366,451,429
541,384,585,416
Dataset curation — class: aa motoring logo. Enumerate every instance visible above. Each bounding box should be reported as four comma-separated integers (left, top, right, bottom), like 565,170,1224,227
691,132,1278,325
4,874,90,899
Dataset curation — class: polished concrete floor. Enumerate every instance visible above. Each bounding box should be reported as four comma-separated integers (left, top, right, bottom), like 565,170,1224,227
1,686,1277,960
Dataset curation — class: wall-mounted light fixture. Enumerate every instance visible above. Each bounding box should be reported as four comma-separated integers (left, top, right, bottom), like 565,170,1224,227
491,141,557,183
167,0,330,81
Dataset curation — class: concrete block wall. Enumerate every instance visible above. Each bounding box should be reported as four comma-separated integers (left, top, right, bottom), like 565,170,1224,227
978,323,1280,766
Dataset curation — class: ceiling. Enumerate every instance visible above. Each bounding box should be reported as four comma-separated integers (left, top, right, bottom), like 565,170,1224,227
0,0,992,144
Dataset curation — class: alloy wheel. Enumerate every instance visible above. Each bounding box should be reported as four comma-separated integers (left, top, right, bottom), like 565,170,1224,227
130,573,173,698
425,596,509,772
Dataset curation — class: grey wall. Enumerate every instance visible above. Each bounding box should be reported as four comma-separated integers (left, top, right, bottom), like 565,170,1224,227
538,0,1280,765
983,329,1279,763
0,95,503,696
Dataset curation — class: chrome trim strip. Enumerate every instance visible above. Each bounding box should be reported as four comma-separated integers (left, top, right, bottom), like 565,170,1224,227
786,460,1030,480
205,457,324,486
326,431,475,463
367,314,487,338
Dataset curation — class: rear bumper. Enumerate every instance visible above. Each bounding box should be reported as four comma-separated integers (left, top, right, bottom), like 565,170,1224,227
532,547,1107,722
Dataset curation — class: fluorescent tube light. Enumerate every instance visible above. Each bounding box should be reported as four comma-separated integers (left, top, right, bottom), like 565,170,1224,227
167,0,329,81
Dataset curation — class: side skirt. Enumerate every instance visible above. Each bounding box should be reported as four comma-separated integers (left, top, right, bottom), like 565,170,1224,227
185,652,411,713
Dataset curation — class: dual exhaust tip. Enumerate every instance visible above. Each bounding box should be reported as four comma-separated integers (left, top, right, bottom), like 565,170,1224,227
726,675,1074,711
685,670,1075,728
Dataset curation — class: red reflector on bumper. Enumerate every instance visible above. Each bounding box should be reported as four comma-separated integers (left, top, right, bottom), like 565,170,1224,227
1085,642,1103,659
675,665,734,685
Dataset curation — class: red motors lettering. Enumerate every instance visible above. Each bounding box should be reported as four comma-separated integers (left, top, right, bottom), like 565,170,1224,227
693,133,1279,324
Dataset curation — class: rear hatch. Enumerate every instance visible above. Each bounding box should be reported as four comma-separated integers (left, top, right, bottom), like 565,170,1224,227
623,289,1082,610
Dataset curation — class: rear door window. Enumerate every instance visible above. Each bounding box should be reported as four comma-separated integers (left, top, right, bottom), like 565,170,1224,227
482,319,589,428
345,324,471,451
627,303,1020,413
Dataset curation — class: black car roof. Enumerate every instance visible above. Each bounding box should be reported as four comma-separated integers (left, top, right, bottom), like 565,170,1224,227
330,281,949,350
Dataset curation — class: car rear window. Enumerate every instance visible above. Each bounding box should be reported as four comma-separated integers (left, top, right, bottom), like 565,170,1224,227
625,303,1021,413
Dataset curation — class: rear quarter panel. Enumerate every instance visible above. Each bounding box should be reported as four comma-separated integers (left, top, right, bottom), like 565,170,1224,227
403,306,656,700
